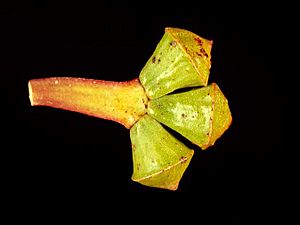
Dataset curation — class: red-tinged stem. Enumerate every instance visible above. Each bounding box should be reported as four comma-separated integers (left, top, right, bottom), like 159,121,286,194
28,77,148,129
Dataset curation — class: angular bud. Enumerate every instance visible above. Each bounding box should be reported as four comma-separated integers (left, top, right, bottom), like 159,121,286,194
130,115,194,190
147,83,232,149
139,27,213,99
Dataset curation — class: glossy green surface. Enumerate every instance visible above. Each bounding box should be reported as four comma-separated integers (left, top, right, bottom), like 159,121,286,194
208,83,232,147
147,83,232,149
139,27,212,99
130,115,194,190
148,86,212,148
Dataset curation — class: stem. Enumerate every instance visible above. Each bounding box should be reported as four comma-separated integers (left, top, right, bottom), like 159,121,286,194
28,77,148,129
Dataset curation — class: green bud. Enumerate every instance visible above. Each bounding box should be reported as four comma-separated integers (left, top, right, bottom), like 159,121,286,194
139,27,213,99
147,83,232,149
130,115,194,190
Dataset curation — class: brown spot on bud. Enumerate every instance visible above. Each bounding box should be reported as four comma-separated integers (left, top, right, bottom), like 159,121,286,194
152,56,156,63
200,48,208,58
194,37,203,46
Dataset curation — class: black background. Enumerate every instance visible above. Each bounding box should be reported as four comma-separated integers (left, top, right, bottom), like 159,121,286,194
2,2,291,222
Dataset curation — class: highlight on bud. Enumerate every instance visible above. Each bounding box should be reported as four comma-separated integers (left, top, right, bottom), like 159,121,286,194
147,83,232,150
